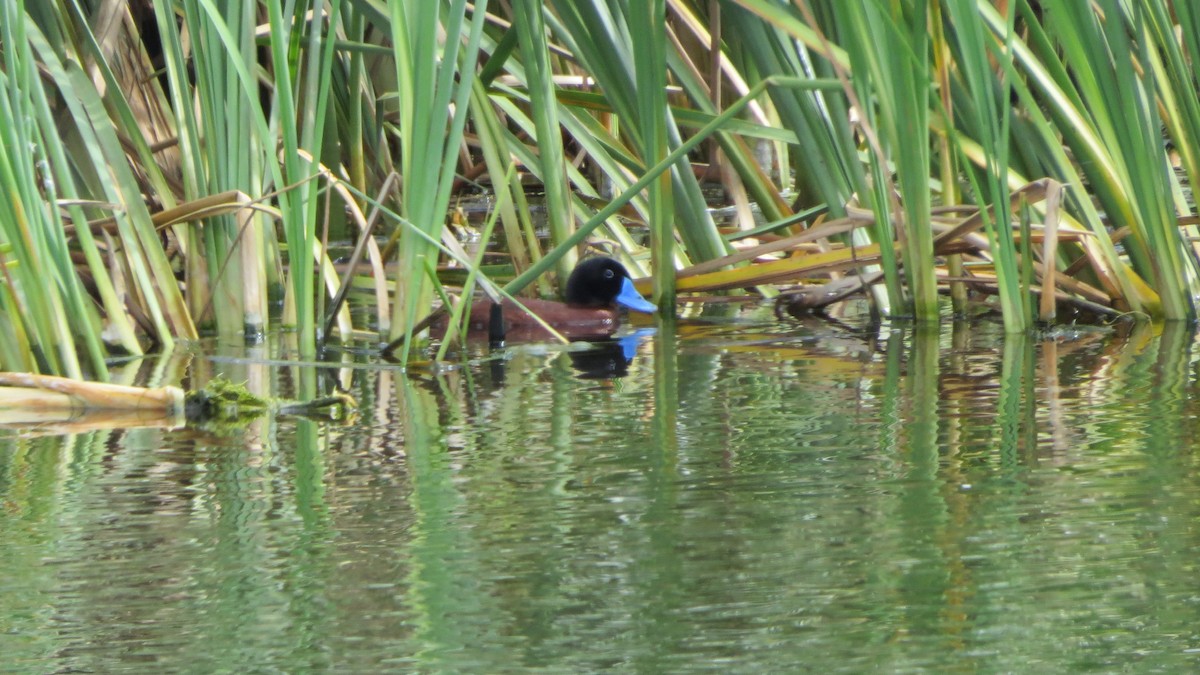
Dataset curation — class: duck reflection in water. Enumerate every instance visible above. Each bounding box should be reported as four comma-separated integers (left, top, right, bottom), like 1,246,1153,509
567,329,655,379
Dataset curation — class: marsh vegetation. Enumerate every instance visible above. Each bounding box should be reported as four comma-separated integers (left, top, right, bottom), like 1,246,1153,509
3,1,1199,378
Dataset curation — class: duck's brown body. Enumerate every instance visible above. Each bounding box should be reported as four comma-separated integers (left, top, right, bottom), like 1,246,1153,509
433,298,622,341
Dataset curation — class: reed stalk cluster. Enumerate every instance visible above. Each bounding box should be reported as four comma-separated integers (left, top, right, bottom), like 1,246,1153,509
1,1,1196,375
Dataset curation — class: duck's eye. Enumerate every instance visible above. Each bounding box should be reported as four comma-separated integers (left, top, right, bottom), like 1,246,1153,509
603,269,615,279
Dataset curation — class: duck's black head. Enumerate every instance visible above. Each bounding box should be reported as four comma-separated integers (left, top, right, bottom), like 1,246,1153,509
564,257,656,313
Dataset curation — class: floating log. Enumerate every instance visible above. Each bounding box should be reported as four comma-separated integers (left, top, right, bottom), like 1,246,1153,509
0,372,185,418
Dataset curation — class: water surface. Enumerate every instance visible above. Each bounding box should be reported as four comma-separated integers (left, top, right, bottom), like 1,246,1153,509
2,305,1199,672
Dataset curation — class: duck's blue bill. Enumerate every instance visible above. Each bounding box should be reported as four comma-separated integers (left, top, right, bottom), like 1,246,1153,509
615,277,657,313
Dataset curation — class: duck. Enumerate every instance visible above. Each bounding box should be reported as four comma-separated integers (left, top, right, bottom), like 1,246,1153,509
433,256,656,342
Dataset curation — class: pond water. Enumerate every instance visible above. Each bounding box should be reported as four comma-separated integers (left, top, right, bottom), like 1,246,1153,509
3,303,1200,672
